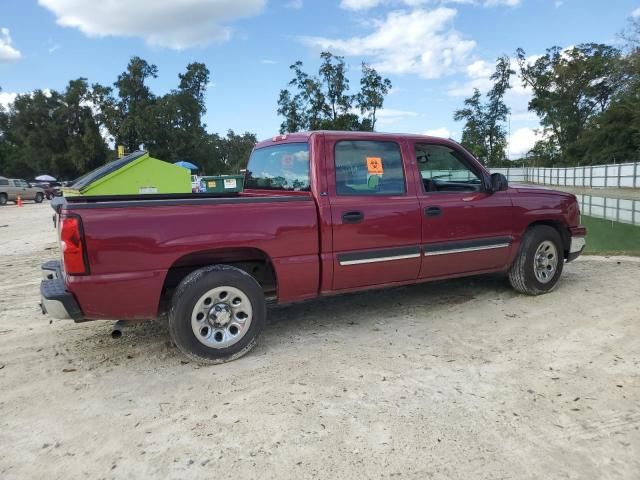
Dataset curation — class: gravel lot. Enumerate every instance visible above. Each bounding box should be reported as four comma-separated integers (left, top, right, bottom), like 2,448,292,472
1,203,639,479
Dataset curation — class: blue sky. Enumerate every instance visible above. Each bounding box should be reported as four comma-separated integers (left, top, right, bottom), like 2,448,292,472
1,0,639,158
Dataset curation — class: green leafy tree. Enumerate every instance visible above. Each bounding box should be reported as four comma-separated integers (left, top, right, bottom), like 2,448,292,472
318,52,352,125
276,52,392,133
516,44,627,165
485,56,515,164
106,56,159,152
220,130,258,172
0,81,108,179
453,56,514,166
454,89,487,162
356,62,392,131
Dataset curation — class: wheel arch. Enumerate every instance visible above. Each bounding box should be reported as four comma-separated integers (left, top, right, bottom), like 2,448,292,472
159,247,278,315
524,220,571,258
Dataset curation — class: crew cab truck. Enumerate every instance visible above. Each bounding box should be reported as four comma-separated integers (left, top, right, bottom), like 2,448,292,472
41,131,586,364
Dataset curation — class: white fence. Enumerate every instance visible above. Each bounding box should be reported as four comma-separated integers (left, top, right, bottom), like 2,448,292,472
577,194,640,226
491,162,640,189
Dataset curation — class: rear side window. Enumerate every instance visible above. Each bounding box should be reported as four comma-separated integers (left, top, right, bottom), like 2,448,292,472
245,143,310,191
334,140,405,196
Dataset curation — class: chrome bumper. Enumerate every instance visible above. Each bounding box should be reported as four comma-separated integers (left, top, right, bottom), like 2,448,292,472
570,236,586,254
41,295,73,319
40,261,84,321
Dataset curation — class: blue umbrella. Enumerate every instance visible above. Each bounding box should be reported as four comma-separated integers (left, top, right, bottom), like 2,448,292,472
174,161,199,171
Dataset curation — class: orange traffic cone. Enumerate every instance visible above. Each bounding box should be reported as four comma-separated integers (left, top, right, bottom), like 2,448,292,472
17,195,23,207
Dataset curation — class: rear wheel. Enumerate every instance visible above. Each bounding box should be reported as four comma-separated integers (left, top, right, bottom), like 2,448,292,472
35,193,44,203
169,265,266,364
0,193,7,206
508,225,564,295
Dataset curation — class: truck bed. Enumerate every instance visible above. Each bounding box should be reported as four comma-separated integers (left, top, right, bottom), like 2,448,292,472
55,191,320,320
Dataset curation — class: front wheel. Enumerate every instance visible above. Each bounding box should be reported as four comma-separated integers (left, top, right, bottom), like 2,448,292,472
508,225,564,295
35,193,44,203
169,265,266,364
0,193,7,206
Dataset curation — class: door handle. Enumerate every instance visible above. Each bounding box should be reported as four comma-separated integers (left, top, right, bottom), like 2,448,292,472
342,211,364,224
424,206,442,217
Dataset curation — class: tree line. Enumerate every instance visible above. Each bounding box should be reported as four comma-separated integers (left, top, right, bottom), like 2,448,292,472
1,17,638,180
455,17,640,167
0,58,256,180
277,51,392,133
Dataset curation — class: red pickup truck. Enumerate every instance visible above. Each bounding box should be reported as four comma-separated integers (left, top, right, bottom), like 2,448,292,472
41,131,586,363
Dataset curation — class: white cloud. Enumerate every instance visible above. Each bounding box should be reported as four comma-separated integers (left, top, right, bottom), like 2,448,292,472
508,127,543,159
340,0,383,10
37,0,266,49
48,43,60,53
448,55,536,97
0,89,53,111
484,0,520,6
632,8,640,19
0,91,18,109
448,59,493,96
286,0,303,9
0,28,21,62
260,59,277,64
554,1,564,8
424,127,451,137
302,8,476,79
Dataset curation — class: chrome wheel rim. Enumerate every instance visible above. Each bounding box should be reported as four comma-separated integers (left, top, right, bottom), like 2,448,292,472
534,240,558,284
191,286,252,349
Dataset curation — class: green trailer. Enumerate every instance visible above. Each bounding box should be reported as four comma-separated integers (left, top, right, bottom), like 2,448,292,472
63,151,191,197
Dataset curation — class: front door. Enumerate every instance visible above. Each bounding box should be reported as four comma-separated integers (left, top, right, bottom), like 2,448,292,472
411,142,515,278
326,137,422,290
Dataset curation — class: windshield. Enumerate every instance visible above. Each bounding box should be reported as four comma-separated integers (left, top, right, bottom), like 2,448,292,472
245,143,310,191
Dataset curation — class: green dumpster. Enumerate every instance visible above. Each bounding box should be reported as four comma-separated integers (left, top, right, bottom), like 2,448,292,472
198,175,244,194
63,151,191,197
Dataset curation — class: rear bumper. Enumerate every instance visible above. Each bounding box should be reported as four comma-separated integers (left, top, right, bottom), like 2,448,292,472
40,261,84,321
567,226,587,262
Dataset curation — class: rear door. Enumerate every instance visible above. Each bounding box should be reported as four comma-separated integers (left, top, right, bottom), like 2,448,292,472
21,180,36,200
411,141,515,278
326,136,422,290
9,180,24,200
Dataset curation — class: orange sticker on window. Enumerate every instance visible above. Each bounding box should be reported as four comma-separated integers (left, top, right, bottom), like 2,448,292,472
366,157,384,175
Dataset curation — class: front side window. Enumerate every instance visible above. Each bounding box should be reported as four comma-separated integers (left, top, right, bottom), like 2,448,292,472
334,140,405,195
244,143,310,191
415,144,482,193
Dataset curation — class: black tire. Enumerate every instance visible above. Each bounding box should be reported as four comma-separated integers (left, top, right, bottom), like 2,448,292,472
0,193,7,206
169,264,266,364
35,193,44,203
508,225,564,295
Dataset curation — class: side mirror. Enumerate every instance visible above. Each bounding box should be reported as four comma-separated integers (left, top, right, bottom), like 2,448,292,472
490,172,508,192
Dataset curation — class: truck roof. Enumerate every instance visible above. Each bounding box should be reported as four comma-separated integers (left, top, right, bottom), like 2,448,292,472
254,130,458,149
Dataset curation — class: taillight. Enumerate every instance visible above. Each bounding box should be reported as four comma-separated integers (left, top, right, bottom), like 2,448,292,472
60,216,88,275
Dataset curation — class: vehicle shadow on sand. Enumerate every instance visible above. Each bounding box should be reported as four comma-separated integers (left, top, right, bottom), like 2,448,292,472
59,273,516,368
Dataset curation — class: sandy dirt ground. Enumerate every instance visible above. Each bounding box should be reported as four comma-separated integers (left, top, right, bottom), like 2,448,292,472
1,202,639,480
